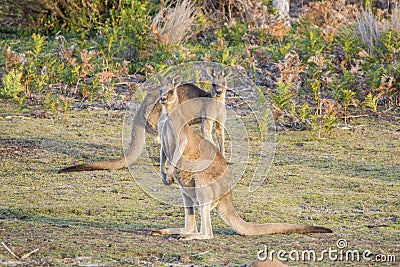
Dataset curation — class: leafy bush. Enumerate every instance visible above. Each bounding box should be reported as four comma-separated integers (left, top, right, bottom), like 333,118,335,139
364,92,378,112
0,0,399,122
270,81,294,111
0,0,123,34
0,69,24,99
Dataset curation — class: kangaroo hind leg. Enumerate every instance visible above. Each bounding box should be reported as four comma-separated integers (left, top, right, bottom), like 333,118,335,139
179,186,214,240
179,203,213,240
155,189,198,235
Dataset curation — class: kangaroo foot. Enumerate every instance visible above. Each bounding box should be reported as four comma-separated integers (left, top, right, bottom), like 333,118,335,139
152,228,198,236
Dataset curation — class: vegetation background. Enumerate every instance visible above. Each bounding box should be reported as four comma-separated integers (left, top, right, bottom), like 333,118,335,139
0,0,399,266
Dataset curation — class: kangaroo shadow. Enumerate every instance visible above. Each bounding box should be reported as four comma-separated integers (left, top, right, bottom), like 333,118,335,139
0,136,121,162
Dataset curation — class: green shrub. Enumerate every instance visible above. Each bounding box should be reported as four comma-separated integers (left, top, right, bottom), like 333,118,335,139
270,81,294,111
0,69,25,99
299,27,326,59
3,0,130,34
1,0,399,117
364,92,378,112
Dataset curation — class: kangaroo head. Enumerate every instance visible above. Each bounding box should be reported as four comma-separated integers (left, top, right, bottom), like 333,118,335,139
207,66,232,97
157,74,182,107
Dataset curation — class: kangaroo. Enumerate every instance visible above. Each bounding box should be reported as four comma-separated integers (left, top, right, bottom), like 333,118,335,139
156,75,332,240
58,74,217,173
202,66,231,157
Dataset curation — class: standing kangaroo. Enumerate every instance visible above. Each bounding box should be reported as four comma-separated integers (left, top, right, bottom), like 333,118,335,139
202,66,231,157
156,75,332,240
58,69,230,173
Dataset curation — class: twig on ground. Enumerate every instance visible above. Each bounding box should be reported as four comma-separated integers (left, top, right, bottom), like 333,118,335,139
1,242,40,260
20,248,40,260
1,242,19,260
191,250,209,257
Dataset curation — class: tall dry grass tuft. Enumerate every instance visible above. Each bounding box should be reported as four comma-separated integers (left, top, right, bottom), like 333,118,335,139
388,1,400,33
355,9,382,51
355,3,400,52
152,0,197,47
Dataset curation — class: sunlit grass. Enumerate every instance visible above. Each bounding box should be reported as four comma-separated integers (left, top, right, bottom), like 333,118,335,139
0,101,398,266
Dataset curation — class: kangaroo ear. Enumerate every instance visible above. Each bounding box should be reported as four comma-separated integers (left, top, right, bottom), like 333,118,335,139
157,73,169,86
222,66,233,78
205,67,215,78
172,75,182,87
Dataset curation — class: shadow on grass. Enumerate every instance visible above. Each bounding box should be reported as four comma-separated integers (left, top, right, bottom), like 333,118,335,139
0,136,121,161
0,208,241,237
0,208,151,234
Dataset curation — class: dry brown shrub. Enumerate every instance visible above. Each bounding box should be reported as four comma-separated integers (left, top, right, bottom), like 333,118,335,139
299,0,359,40
244,0,271,27
3,47,27,72
200,0,249,22
243,0,291,43
263,20,291,42
53,44,77,67
276,50,304,87
79,50,97,78
307,54,327,69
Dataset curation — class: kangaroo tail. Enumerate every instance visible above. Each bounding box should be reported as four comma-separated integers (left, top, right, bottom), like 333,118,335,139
58,114,147,173
57,157,127,173
58,89,159,173
216,193,332,235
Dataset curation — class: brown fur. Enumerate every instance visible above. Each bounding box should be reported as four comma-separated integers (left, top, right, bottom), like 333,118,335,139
58,78,210,173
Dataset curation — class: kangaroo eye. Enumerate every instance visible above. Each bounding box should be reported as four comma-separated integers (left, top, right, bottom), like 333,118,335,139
168,90,173,94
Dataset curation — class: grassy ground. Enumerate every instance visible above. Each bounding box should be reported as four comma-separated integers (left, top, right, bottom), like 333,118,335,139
0,100,399,266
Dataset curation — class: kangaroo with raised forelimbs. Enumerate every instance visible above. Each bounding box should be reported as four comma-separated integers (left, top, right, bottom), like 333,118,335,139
156,75,332,240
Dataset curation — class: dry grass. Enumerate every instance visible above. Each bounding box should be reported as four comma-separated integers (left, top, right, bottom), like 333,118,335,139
388,1,400,33
355,9,381,51
152,0,197,47
0,97,399,266
355,3,400,52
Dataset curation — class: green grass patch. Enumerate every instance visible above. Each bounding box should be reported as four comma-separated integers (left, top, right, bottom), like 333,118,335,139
0,101,398,266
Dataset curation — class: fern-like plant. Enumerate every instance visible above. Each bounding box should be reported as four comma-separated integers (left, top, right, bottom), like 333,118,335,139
0,69,25,100
339,89,355,125
323,112,337,136
304,28,325,58
309,79,320,113
363,0,372,9
364,93,378,112
297,102,312,123
270,81,294,111
31,33,46,58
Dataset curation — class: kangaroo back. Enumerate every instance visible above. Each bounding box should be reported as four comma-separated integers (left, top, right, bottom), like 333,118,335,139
58,83,209,173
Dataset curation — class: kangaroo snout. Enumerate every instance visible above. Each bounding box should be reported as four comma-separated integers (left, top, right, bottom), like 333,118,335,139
160,96,168,104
